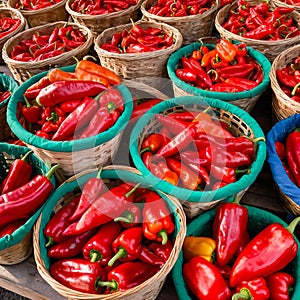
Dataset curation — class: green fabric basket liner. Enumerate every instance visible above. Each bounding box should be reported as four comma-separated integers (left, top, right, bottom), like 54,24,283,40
7,65,133,152
0,73,18,108
0,142,56,251
167,42,271,101
38,168,182,270
172,205,300,300
129,96,266,202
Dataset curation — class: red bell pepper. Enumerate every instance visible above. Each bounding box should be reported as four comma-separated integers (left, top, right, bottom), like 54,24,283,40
183,256,231,300
141,133,165,154
148,240,173,263
20,97,43,124
230,217,300,287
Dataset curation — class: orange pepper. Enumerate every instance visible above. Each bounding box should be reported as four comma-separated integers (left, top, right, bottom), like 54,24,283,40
215,39,237,63
48,68,77,83
201,49,217,67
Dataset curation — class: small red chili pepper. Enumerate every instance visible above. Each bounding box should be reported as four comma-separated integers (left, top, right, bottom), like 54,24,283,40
210,82,245,93
243,23,274,40
218,63,255,78
0,91,11,103
176,68,198,83
59,99,82,113
141,133,165,154
0,218,27,239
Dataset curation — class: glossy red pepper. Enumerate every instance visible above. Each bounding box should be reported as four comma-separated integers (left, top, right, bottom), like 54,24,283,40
243,23,274,39
148,240,173,263
155,113,189,135
131,98,162,120
230,217,300,287
114,202,142,228
141,133,165,154
218,64,255,78
0,218,27,238
59,99,82,113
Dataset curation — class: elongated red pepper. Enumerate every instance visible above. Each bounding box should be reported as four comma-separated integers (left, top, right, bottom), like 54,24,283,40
50,258,106,294
183,256,231,300
243,23,274,39
0,150,33,195
0,165,58,227
230,217,300,287
70,168,104,221
82,222,121,264
142,190,175,245
131,98,162,120
218,64,255,78
44,196,80,246
155,113,189,135
63,183,139,235
0,218,27,238
265,272,295,300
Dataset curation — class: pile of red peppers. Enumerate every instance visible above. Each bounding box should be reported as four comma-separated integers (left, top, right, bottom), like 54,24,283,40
276,55,300,103
222,0,300,40
45,175,175,294
0,16,21,40
15,0,62,10
100,23,174,54
70,0,138,15
9,25,87,62
18,59,124,140
147,0,216,17
140,108,261,190
175,38,263,93
182,198,299,300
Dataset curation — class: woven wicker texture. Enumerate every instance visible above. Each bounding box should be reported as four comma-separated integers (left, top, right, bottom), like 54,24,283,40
272,0,300,13
66,0,143,36
141,0,219,45
129,96,266,218
7,0,69,28
215,0,300,62
7,66,133,177
2,21,93,84
172,205,300,300
33,166,186,300
0,142,56,265
270,44,300,122
167,41,271,113
94,20,183,79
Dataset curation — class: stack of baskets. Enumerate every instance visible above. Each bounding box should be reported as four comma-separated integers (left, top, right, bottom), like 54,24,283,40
33,165,186,300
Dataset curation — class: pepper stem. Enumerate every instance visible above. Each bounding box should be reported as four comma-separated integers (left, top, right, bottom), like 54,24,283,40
96,167,103,179
90,250,101,263
23,96,31,108
45,236,53,248
125,183,141,198
97,279,118,291
252,137,266,143
232,194,240,204
114,211,133,224
83,55,97,62
291,82,300,96
285,217,300,235
159,230,168,245
21,150,33,162
45,164,60,179
108,247,127,266
140,147,151,154
232,288,252,300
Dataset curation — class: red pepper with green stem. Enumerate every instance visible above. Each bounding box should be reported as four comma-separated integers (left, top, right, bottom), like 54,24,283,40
21,97,43,124
230,216,300,287
265,272,295,300
183,256,231,300
50,258,106,294
114,202,142,228
82,221,122,264
0,150,33,195
141,133,165,154
215,38,237,63
24,76,51,99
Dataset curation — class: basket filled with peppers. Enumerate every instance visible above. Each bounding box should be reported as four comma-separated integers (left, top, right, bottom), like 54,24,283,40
266,114,300,216
8,0,69,28
33,165,186,299
94,20,183,79
7,63,133,177
270,43,300,121
2,21,93,84
0,72,18,141
167,38,271,112
0,142,57,265
172,200,300,299
140,0,219,45
273,0,300,13
129,96,266,218
0,7,25,62
215,0,300,62
66,0,143,36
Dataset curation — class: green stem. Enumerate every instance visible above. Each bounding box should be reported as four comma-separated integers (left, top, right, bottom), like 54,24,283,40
114,211,133,224
21,150,33,162
159,230,168,245
232,288,252,300
97,279,118,291
23,96,31,108
285,217,300,235
140,147,151,154
45,236,53,248
45,164,60,179
292,82,300,96
125,183,141,199
252,137,266,143
96,167,103,179
90,250,101,263
82,55,97,62
108,247,126,266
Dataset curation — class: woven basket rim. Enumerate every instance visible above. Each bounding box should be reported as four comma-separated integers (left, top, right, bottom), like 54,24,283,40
33,165,186,299
0,72,18,108
129,96,266,203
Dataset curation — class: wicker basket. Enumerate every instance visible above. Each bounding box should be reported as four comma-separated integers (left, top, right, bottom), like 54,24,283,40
141,0,219,45
66,0,143,36
167,41,271,113
215,0,300,62
94,20,183,79
272,0,300,13
33,165,186,300
0,6,25,63
7,66,133,177
270,44,300,122
0,72,18,141
266,114,300,216
2,21,93,84
172,205,300,299
7,0,69,28
0,142,56,265
129,96,266,218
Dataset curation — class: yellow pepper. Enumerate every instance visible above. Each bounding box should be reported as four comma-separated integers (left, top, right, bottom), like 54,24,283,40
183,236,216,262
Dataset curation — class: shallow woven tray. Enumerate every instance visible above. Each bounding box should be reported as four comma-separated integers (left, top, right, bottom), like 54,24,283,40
215,0,300,62
270,43,300,122
94,20,183,79
33,165,186,300
129,96,266,218
66,0,143,36
141,0,218,45
8,0,69,28
2,21,93,84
